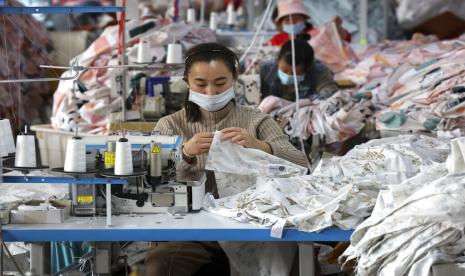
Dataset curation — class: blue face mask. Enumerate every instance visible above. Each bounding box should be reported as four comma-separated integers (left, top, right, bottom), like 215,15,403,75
283,22,306,35
278,69,305,85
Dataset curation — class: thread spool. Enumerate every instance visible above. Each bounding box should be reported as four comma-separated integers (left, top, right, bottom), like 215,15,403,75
0,131,7,158
1,119,16,154
226,3,236,25
186,8,196,23
137,39,151,63
209,12,219,30
104,140,116,169
150,142,162,178
15,134,37,167
64,136,86,172
166,43,183,64
115,138,133,175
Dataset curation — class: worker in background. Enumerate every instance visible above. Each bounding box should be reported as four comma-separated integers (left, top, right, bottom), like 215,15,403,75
269,0,351,47
145,42,307,276
260,39,339,102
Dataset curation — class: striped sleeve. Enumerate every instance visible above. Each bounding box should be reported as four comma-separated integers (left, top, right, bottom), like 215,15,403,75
154,115,198,166
255,114,308,168
154,117,174,136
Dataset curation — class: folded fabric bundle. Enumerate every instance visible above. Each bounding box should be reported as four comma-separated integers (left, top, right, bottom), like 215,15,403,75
258,90,373,144
341,139,465,275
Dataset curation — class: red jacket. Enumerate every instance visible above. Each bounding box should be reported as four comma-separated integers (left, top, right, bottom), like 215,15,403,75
269,27,352,47
224,0,242,10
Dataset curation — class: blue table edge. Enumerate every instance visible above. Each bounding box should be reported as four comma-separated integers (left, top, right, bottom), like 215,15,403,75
2,227,353,242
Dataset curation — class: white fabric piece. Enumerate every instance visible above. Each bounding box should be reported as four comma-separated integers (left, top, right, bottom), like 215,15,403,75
206,131,307,178
396,0,465,29
446,137,465,174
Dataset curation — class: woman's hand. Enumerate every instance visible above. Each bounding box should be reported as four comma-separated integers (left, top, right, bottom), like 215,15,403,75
184,132,214,156
221,127,272,154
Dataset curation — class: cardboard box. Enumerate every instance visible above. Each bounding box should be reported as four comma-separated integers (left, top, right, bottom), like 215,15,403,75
432,263,465,276
10,200,71,224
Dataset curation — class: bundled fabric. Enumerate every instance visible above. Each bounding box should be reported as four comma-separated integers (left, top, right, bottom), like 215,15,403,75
204,134,450,233
309,21,356,73
0,0,52,131
341,138,465,276
51,19,215,133
374,45,465,132
336,33,451,86
259,90,373,144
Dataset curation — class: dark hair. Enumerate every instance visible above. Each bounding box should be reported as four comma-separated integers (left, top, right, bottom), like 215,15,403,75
183,43,239,122
271,7,278,22
278,39,314,70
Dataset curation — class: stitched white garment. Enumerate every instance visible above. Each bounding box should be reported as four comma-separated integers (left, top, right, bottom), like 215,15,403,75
341,138,465,276
205,131,307,276
204,136,450,275
204,135,450,232
205,131,307,198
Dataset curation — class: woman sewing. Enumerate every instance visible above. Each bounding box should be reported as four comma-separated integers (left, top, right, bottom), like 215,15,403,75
261,39,338,102
145,42,307,275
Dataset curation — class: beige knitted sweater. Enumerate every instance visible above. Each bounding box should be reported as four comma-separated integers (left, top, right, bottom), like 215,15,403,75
154,102,307,194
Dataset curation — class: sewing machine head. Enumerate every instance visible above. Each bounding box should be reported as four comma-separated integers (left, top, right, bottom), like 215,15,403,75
70,133,205,216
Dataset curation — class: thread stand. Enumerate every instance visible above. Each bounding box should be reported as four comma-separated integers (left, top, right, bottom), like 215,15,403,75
50,167,98,177
99,168,147,179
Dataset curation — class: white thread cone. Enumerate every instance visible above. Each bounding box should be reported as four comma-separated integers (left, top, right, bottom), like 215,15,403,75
64,137,86,172
115,138,133,175
166,43,183,64
137,40,151,63
15,134,36,167
210,12,219,30
186,8,196,23
1,119,15,154
227,3,236,25
0,129,7,158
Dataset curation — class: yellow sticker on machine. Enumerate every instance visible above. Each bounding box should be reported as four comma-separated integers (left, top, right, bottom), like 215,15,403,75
151,144,161,154
78,196,94,204
104,152,115,166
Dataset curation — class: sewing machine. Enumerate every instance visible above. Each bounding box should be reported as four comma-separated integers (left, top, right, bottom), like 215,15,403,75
69,134,205,216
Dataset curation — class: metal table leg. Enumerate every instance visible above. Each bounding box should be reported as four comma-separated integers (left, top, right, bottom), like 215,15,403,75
299,242,315,276
30,242,51,275
106,181,112,227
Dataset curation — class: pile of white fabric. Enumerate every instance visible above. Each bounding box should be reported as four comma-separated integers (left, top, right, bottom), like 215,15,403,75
341,137,465,276
204,132,450,233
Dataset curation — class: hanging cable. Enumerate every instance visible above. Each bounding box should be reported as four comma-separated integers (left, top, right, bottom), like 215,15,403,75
17,24,22,130
239,0,274,63
289,16,312,171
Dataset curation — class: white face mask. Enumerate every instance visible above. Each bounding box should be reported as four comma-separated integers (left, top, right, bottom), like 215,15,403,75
188,86,235,111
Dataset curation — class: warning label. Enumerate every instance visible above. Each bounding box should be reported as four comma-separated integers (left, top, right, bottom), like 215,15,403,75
104,152,115,166
78,196,94,204
152,144,161,154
